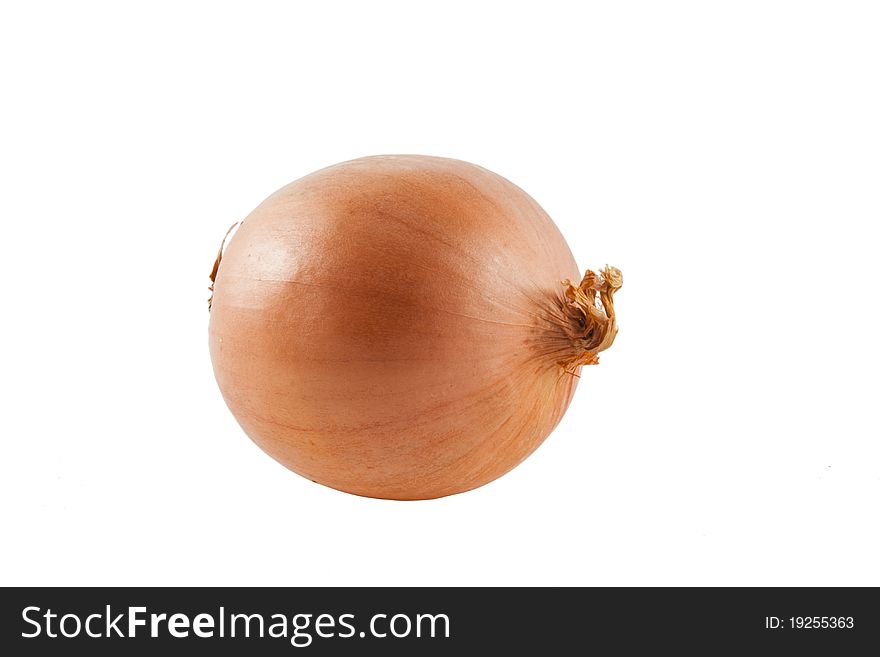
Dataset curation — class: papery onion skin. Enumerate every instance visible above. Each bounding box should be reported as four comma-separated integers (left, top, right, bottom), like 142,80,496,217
209,155,620,500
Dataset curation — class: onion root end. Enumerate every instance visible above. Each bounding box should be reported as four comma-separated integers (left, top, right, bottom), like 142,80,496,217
559,265,622,374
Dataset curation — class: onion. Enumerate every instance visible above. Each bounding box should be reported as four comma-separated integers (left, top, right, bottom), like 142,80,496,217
208,155,621,500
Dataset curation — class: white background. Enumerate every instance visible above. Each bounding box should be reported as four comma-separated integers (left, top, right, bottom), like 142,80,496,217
1,1,878,586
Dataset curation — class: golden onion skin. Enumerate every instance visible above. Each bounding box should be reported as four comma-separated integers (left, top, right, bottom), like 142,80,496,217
209,155,618,500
